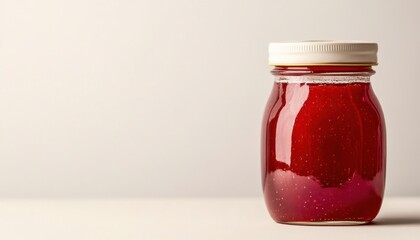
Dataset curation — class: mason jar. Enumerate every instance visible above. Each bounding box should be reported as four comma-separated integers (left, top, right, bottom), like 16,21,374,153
261,41,386,225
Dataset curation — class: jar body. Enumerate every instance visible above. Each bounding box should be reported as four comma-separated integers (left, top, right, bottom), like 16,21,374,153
261,67,386,225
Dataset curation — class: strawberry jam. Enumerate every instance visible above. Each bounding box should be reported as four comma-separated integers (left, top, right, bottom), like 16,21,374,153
262,66,386,225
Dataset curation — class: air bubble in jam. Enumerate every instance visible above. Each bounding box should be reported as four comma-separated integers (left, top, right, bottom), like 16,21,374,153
262,80,386,224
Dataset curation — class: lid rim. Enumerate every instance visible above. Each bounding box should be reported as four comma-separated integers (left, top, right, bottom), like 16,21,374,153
269,41,378,65
269,63,378,66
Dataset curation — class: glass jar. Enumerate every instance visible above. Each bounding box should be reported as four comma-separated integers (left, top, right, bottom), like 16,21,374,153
261,41,386,225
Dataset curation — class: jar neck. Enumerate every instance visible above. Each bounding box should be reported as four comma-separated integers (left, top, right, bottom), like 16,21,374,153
271,66,375,84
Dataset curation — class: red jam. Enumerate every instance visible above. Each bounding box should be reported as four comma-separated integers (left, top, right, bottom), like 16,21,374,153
262,66,386,224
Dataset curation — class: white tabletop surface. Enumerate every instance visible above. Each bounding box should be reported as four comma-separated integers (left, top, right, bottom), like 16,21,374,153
0,197,418,239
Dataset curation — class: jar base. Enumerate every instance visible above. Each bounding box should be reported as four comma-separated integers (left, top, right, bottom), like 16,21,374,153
281,221,370,226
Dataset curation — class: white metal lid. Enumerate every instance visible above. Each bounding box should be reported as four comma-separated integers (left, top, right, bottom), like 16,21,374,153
269,41,378,66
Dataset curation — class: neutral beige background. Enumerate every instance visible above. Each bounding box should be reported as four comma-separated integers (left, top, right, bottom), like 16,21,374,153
0,0,419,197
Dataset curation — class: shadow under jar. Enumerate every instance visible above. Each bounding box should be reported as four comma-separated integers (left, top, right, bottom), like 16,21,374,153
261,41,386,225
